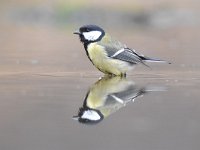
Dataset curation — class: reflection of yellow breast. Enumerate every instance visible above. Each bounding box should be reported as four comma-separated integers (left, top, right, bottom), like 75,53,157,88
87,43,128,75
86,92,106,109
86,76,134,117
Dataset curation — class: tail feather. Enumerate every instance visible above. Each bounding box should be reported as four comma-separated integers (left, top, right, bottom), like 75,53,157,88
140,56,171,64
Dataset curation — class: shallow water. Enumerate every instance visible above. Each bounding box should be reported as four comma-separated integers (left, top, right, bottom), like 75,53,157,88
0,71,200,150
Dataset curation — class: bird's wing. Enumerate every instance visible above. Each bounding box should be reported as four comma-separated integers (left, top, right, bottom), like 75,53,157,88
98,34,168,65
101,44,144,64
98,35,148,65
110,47,144,64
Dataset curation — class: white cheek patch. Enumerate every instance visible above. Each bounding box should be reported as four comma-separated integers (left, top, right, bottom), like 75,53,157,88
83,31,102,41
81,110,101,121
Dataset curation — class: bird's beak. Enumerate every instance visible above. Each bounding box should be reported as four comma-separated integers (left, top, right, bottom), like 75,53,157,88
73,30,81,35
72,116,79,120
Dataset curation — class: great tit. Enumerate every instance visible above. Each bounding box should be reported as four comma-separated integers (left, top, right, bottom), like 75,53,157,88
73,76,149,125
74,25,170,76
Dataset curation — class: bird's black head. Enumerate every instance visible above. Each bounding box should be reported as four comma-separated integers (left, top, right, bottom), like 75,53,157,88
74,25,105,44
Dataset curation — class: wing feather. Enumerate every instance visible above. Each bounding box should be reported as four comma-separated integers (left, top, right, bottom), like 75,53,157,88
111,48,143,64
97,34,167,67
97,35,147,65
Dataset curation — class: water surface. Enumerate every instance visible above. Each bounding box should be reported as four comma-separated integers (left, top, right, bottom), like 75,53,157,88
0,71,200,150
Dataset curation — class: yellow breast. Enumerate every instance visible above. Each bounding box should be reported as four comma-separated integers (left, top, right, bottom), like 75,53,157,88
87,43,128,75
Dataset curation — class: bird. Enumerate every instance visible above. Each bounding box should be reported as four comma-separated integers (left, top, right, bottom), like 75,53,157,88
73,76,166,125
74,25,170,76
72,76,148,124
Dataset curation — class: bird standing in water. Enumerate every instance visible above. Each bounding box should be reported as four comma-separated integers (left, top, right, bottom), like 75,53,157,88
74,25,169,76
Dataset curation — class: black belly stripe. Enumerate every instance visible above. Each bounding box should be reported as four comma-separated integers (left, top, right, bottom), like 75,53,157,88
84,43,94,63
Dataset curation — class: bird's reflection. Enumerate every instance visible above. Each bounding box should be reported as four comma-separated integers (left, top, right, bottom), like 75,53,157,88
73,76,165,125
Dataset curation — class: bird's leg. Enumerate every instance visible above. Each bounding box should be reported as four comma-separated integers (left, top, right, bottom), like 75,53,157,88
104,73,114,78
120,73,126,78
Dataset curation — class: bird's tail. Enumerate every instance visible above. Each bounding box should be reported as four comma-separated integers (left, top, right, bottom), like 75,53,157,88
140,56,171,64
